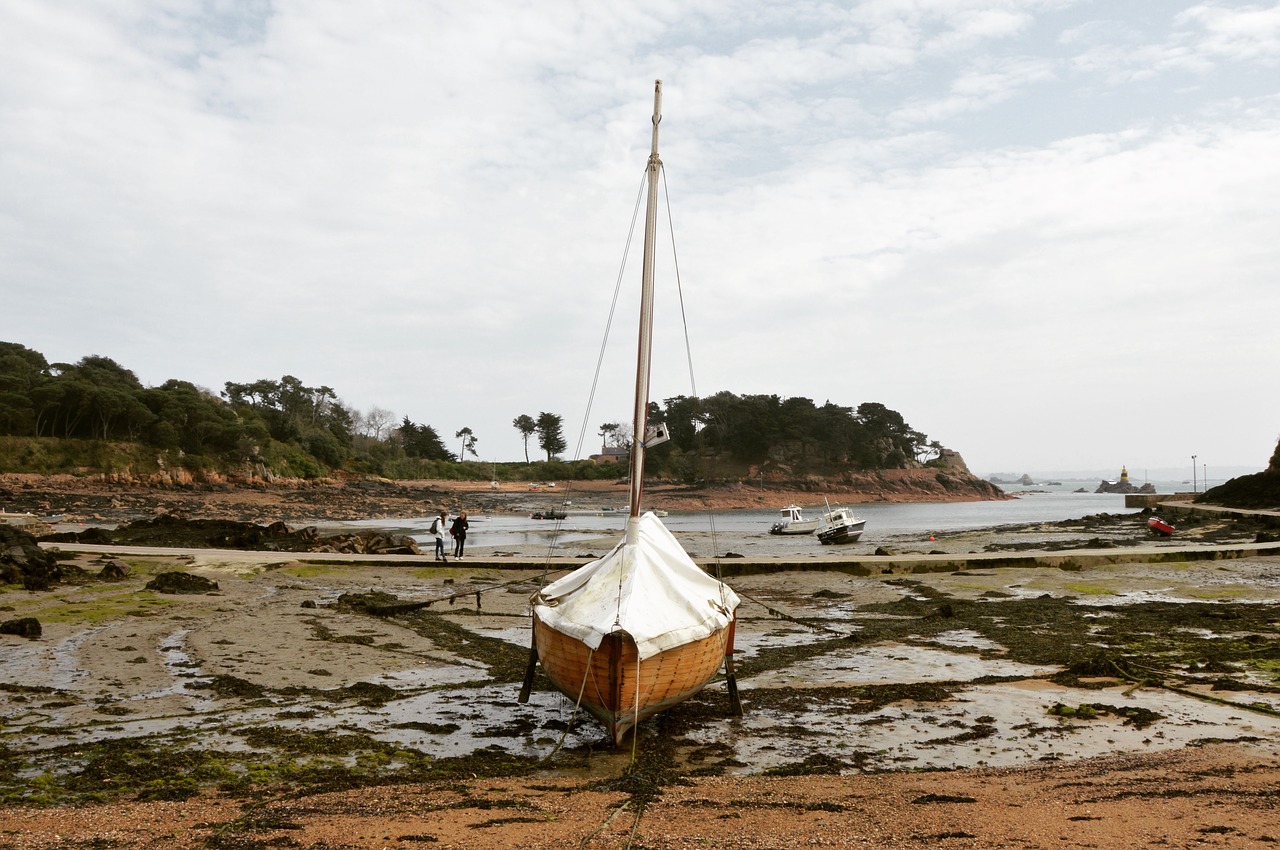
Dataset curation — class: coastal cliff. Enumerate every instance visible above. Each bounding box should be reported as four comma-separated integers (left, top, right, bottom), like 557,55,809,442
1199,436,1280,509
660,465,1008,512
674,448,1006,510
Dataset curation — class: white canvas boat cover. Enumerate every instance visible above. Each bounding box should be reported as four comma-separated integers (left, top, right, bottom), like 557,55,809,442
531,512,740,661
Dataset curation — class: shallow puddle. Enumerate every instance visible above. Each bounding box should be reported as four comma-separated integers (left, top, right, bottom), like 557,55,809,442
744,643,1058,690
680,679,1280,773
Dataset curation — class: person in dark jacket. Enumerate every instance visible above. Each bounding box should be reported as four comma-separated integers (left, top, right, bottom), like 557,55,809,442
450,511,469,558
432,510,449,562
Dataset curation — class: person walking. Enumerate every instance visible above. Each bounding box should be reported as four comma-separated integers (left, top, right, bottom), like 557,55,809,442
431,510,449,562
450,511,470,558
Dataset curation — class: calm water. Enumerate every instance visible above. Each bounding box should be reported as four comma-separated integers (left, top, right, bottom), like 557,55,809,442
316,480,1174,555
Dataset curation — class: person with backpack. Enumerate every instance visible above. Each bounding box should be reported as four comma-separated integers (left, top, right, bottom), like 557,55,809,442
450,511,470,559
430,510,449,562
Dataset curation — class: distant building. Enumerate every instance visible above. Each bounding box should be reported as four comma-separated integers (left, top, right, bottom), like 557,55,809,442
590,446,629,466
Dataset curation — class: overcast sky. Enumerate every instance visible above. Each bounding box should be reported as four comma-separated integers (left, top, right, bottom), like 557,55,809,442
2,1,1277,477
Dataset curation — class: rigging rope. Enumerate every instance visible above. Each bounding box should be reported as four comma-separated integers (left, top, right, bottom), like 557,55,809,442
659,164,727,595
660,165,697,398
536,169,649,591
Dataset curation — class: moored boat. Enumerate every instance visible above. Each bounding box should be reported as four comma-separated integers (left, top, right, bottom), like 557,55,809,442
1147,517,1175,536
528,512,738,742
519,81,741,745
816,505,867,545
769,504,819,535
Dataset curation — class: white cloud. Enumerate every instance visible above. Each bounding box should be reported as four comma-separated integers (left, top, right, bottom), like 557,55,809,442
1178,2,1280,64
2,0,1277,473
888,56,1056,125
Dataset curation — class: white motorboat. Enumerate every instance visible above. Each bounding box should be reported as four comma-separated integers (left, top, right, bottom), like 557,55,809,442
816,505,867,545
768,505,818,535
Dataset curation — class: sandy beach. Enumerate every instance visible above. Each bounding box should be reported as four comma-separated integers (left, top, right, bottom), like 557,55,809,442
2,477,1280,847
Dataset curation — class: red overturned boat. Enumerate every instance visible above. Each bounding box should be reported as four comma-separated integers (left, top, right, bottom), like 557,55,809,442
1147,517,1175,536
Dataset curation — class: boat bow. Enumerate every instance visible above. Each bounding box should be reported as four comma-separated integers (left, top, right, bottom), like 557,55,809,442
531,512,739,661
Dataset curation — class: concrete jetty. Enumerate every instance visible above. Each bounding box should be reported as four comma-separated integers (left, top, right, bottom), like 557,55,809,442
42,536,1280,578
1126,493,1280,525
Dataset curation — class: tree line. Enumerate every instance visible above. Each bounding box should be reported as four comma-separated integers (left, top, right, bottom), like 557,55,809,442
653,392,942,469
0,341,942,479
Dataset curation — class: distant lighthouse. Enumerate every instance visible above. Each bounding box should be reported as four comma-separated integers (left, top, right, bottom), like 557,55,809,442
1096,464,1150,494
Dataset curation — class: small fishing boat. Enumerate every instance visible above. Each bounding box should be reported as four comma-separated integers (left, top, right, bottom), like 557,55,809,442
769,505,818,535
531,510,567,521
1147,517,1174,536
520,81,741,745
0,511,55,533
816,504,867,545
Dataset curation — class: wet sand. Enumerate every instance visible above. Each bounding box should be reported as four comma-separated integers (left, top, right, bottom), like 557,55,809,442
3,534,1280,847
2,744,1278,848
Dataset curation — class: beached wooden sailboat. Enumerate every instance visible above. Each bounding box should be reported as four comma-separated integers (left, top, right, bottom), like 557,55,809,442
518,81,741,745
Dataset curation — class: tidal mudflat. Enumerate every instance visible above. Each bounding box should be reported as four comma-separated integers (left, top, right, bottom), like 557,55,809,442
4,547,1279,803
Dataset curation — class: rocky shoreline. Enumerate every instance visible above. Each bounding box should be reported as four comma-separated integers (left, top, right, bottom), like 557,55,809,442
0,468,1005,527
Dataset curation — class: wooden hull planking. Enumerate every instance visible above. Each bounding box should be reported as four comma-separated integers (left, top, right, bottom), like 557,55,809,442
532,613,731,744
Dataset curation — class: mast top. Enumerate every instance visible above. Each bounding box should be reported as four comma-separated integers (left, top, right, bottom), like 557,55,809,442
650,80,663,160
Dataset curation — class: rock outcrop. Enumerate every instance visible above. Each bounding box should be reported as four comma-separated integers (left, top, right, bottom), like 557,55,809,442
1096,480,1156,494
0,524,64,591
1199,437,1280,509
0,617,42,639
145,571,220,594
1095,466,1154,495
752,466,1006,503
52,517,424,557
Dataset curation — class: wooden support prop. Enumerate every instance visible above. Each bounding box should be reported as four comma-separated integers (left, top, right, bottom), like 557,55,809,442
725,654,742,717
724,616,742,717
517,644,539,703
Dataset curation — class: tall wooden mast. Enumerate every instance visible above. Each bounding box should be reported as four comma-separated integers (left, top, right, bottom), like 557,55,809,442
627,79,662,533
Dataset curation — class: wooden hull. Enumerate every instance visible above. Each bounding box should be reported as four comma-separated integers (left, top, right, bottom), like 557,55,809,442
531,613,731,745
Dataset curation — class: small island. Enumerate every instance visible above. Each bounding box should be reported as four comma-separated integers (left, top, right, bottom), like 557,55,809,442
1095,465,1156,494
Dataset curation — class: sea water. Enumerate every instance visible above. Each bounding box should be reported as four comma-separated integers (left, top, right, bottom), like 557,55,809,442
316,479,1179,554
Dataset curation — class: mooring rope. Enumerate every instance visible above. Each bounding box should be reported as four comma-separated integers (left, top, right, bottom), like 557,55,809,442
366,570,563,616
538,646,597,763
1108,657,1280,719
576,801,632,850
728,587,854,638
658,163,733,605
